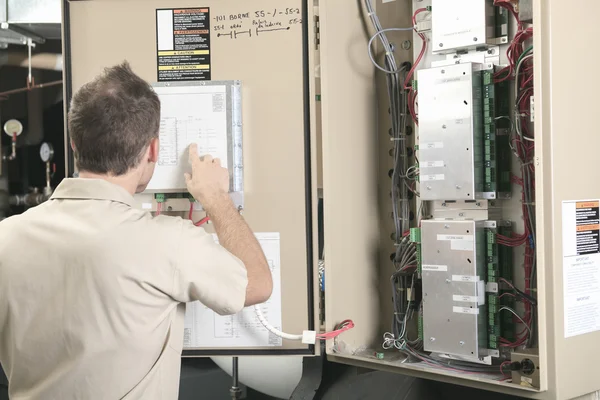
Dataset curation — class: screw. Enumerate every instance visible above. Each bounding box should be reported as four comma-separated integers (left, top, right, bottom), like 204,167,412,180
441,69,445,74
442,124,447,129
476,202,481,207
487,49,494,54
460,341,465,346
441,202,447,207
430,337,436,342
439,43,444,47
401,40,412,50
445,279,451,283
459,212,465,217
426,186,432,190
167,206,173,211
473,37,478,42
456,185,461,189
444,224,450,229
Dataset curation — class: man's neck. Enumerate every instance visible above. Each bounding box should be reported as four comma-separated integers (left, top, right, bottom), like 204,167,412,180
77,171,138,195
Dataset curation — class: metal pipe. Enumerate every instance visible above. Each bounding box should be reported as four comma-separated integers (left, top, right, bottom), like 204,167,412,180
0,80,62,98
0,52,62,71
44,161,53,197
9,190,48,208
229,357,242,399
8,133,16,160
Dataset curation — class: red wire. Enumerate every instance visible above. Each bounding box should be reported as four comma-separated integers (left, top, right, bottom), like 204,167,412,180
403,8,429,90
316,320,355,340
189,203,210,226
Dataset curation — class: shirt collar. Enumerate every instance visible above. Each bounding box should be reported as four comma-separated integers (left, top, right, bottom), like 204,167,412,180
50,178,135,207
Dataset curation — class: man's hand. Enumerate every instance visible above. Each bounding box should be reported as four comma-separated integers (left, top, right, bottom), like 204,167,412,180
184,144,273,306
185,144,229,208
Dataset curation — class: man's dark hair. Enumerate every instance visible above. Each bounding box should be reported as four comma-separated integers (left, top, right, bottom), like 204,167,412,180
68,61,160,175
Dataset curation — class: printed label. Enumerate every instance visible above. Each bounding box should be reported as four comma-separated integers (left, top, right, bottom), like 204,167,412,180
438,234,474,241
452,295,478,303
452,306,479,315
452,275,478,282
521,376,533,384
421,174,445,181
422,264,448,272
420,141,444,149
575,201,600,255
562,199,600,338
141,203,152,210
421,160,444,168
156,8,212,81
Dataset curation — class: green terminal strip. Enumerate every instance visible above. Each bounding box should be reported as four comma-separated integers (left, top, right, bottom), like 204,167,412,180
482,70,512,195
486,225,515,349
154,193,165,203
410,227,422,274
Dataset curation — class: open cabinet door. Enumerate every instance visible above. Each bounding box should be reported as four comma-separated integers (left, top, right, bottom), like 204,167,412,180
62,0,320,357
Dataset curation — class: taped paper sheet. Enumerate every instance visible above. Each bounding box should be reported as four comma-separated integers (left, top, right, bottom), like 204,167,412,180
183,232,283,348
146,84,230,192
562,200,600,338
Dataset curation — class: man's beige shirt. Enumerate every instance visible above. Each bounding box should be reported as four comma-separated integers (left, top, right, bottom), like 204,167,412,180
0,178,248,399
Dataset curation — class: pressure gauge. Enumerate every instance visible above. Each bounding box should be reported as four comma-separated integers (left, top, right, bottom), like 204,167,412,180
3,119,23,137
40,142,54,163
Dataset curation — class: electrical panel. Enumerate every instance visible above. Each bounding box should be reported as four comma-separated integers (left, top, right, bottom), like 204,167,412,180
418,62,511,201
431,0,507,54
418,63,484,201
421,220,487,361
63,0,317,357
318,0,600,398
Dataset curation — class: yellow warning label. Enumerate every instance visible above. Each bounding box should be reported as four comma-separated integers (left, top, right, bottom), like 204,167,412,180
158,65,210,71
158,50,210,56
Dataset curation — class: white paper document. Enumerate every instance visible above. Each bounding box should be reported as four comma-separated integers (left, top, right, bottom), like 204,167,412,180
562,200,600,338
183,232,283,348
146,84,229,191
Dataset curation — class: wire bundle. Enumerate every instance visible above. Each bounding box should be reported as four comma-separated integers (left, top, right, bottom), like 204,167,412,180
494,1,536,349
493,0,533,83
405,8,429,125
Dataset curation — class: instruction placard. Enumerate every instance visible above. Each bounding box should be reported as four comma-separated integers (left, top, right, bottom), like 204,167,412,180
562,200,600,338
156,8,211,81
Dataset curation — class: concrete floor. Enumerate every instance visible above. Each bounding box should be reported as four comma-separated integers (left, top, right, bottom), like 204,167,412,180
0,359,527,400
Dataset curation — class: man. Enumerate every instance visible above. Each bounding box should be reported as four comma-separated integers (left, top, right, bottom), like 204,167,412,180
0,62,273,399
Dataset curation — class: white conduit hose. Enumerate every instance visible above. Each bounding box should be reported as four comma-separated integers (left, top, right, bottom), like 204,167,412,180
253,305,304,341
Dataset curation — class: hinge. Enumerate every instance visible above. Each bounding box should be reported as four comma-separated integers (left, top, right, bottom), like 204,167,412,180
314,15,320,50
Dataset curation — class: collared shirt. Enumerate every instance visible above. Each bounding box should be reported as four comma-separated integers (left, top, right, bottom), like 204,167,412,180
0,178,248,399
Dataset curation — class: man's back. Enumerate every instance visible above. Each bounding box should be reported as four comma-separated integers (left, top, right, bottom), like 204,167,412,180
0,179,248,399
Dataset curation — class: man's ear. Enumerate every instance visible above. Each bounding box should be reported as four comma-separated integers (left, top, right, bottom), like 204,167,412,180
148,137,159,163
70,140,76,152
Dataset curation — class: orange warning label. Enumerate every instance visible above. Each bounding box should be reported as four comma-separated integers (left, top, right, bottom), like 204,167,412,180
577,224,600,232
174,9,209,14
156,7,211,82
575,200,600,255
173,30,209,35
577,201,600,209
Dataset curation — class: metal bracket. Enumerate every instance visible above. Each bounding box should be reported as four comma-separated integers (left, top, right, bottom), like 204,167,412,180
0,22,45,46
